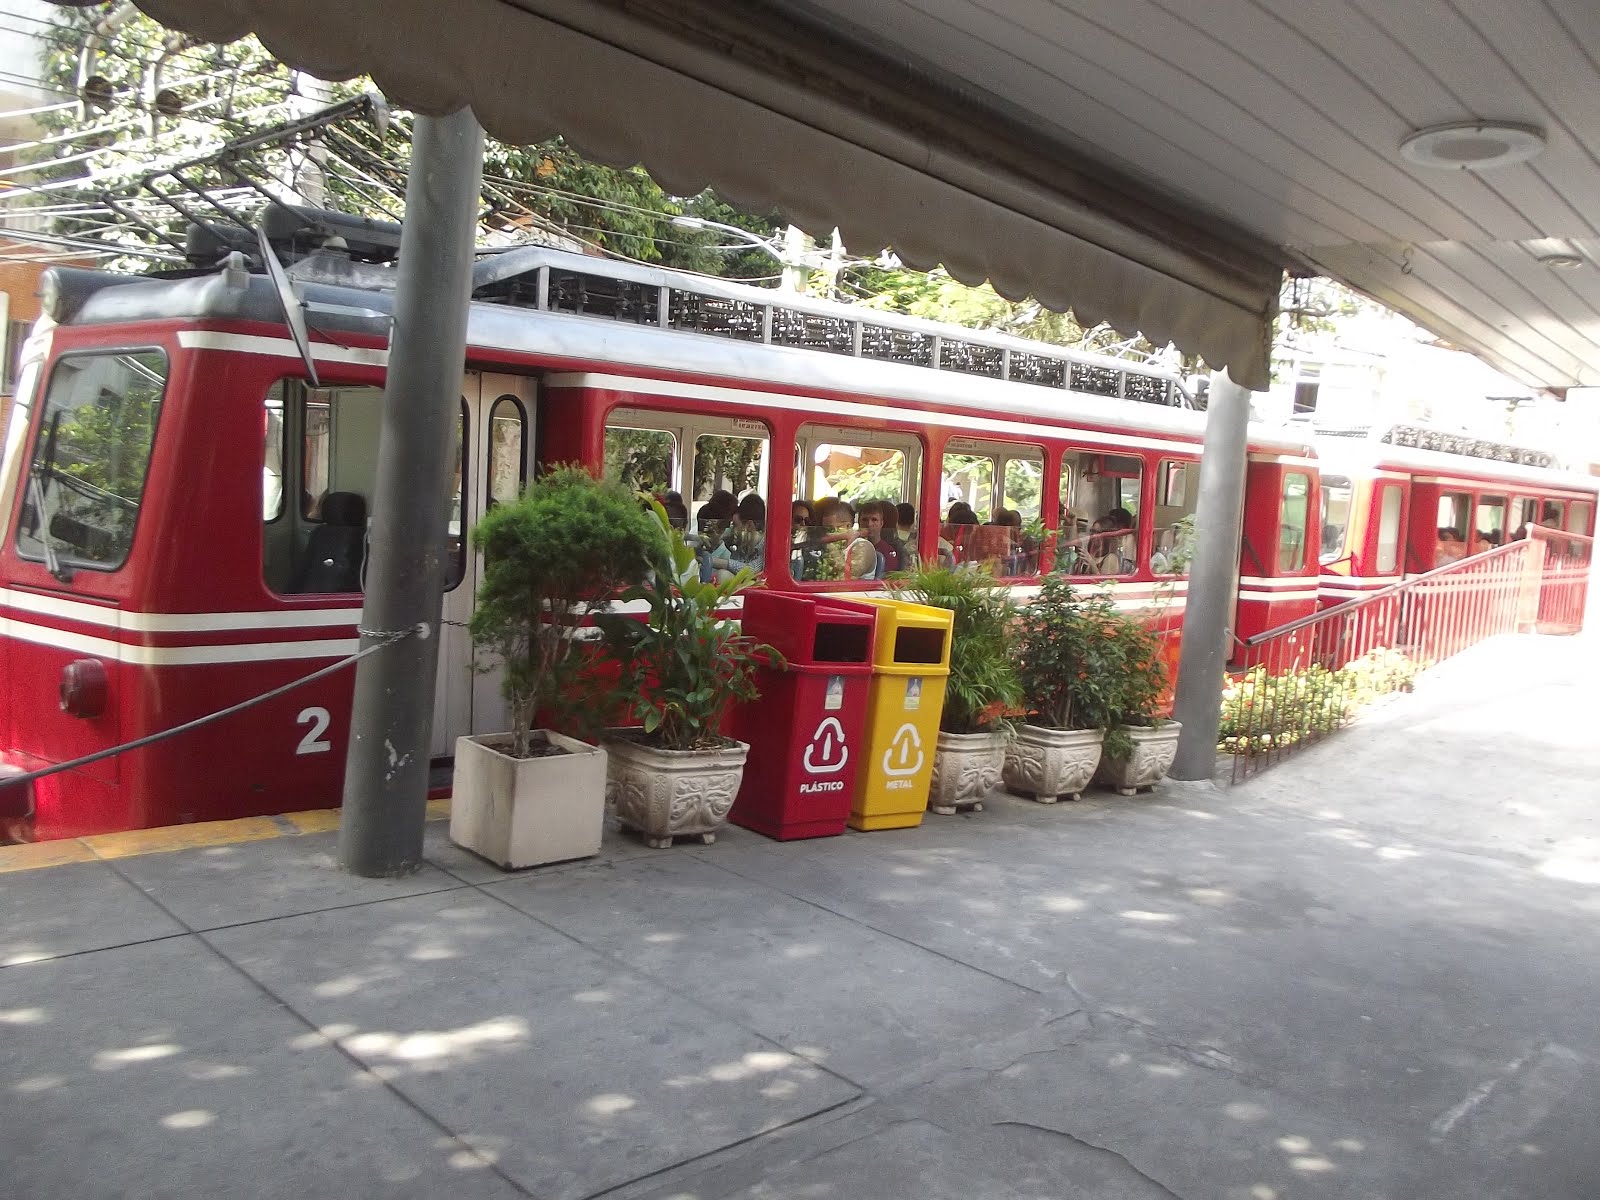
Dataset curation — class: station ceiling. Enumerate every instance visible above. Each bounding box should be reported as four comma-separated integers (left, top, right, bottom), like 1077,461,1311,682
132,0,1600,396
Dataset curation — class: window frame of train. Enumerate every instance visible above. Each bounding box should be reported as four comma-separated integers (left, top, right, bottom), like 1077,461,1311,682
600,406,773,573
1318,473,1353,565
940,436,1045,578
1151,457,1201,577
1058,448,1143,579
485,393,528,512
1374,482,1404,574
262,378,468,596
793,421,924,587
1277,470,1312,573
14,347,169,575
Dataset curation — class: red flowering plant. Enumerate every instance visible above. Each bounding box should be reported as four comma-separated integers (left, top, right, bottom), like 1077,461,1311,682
595,497,779,751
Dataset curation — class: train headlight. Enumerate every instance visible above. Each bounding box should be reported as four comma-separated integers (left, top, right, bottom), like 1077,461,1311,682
59,658,108,719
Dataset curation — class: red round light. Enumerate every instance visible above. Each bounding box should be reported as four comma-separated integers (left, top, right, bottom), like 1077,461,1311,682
59,658,108,719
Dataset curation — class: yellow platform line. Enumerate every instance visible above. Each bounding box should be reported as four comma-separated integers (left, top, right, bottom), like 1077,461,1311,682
0,799,452,875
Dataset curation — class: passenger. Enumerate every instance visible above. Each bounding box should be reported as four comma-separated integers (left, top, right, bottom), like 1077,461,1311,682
709,493,767,583
697,489,738,537
896,502,917,543
940,501,979,565
1091,507,1135,575
859,500,900,574
791,499,813,533
811,497,876,580
1434,528,1465,567
660,492,690,529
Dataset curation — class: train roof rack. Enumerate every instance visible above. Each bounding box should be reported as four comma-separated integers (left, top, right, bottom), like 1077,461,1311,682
1380,423,1553,468
465,243,1191,409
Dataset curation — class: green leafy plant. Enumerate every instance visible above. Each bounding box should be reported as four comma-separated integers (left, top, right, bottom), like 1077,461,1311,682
1096,607,1171,759
1219,648,1417,756
468,465,660,757
888,563,1021,733
1011,572,1123,732
595,498,777,751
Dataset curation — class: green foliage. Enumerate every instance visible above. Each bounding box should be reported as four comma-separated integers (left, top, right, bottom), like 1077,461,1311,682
1011,574,1124,732
595,498,778,751
823,452,906,505
1218,648,1418,756
1095,607,1170,759
888,564,1021,734
468,466,657,754
691,436,763,497
603,428,675,494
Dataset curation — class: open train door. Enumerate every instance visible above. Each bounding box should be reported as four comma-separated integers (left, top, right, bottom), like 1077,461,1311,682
431,371,537,759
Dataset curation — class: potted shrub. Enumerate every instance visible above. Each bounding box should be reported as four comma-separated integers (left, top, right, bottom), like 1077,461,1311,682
1003,572,1119,803
452,465,660,869
595,498,776,848
888,563,1021,815
1093,609,1182,795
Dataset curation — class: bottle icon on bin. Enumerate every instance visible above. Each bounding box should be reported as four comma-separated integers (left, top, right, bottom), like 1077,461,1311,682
802,717,850,775
881,723,924,777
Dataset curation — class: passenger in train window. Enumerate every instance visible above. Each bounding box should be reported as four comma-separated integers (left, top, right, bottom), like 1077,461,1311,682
940,501,979,565
1434,528,1465,566
708,493,766,583
890,501,918,570
697,489,738,539
1090,508,1135,575
860,500,901,574
791,499,813,532
897,502,917,543
809,497,877,580
661,491,689,529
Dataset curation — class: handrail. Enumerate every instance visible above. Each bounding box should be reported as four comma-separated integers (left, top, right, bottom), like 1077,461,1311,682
1223,522,1590,781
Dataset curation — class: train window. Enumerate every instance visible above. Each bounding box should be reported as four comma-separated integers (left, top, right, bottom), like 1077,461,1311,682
1153,459,1200,576
1277,472,1310,572
16,350,168,573
1318,474,1352,564
1570,501,1593,535
942,450,995,522
692,430,768,525
1375,485,1403,574
1508,497,1537,538
1436,492,1470,537
1002,451,1044,525
1059,450,1141,577
263,391,285,521
795,424,922,583
1540,499,1566,530
485,396,526,509
603,424,676,495
446,405,467,591
1474,496,1506,550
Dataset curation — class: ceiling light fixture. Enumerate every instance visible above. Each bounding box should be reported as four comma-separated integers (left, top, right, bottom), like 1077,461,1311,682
1399,121,1546,170
1536,252,1586,269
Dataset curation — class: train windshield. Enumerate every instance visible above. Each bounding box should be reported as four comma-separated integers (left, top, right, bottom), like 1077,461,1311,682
15,350,168,574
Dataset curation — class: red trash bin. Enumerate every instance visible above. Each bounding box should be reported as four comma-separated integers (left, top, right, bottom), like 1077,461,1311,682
730,591,877,840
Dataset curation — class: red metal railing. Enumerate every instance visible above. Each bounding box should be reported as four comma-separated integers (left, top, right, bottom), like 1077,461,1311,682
1223,524,1591,781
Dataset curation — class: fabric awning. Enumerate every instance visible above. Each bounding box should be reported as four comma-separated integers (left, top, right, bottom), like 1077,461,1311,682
137,0,1284,389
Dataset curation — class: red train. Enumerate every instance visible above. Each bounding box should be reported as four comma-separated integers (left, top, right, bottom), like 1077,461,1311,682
0,213,1592,839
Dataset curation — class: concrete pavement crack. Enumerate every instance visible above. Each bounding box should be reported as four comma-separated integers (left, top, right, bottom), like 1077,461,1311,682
991,1121,1188,1200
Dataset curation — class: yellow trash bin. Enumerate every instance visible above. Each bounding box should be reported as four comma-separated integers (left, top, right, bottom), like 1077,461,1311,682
849,598,953,831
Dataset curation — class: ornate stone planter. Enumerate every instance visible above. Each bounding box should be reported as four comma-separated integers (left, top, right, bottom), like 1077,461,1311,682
1093,721,1182,796
1003,724,1105,803
927,730,1006,815
450,731,606,870
602,732,750,848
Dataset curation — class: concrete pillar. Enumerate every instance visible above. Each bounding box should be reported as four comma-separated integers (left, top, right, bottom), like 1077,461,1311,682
339,108,484,877
1169,369,1253,780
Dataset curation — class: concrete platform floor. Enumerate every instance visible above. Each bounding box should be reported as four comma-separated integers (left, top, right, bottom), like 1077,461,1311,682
3,633,1598,1199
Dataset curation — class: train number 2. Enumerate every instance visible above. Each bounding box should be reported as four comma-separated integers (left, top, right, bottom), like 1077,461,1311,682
296,706,332,755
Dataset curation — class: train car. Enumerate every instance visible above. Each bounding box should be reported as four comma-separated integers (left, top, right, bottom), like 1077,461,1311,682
0,213,1318,841
1312,425,1598,608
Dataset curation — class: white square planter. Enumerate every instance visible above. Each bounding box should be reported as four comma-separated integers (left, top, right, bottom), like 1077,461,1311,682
449,731,606,869
1003,724,1105,803
603,732,750,848
928,730,1006,815
1093,722,1182,796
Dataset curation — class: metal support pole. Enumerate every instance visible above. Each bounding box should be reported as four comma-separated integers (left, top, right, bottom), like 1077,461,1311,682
1170,369,1253,780
339,108,484,877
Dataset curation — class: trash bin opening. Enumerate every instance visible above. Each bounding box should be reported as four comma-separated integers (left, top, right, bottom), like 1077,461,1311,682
894,627,946,665
813,624,870,664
